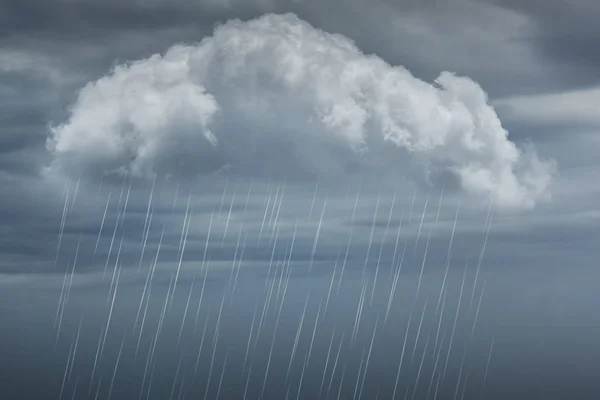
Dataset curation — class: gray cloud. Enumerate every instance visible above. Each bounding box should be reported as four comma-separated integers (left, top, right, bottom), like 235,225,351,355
0,0,571,96
490,0,600,79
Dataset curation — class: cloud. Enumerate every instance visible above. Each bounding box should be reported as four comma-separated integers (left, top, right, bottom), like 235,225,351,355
488,0,600,81
46,13,555,209
494,87,600,127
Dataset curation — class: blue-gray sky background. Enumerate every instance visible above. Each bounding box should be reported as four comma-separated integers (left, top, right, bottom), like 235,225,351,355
1,1,599,399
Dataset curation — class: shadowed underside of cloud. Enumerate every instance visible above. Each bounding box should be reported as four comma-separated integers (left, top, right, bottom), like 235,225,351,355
46,13,555,209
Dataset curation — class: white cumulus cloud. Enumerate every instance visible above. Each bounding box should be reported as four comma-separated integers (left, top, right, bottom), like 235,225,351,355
46,13,555,209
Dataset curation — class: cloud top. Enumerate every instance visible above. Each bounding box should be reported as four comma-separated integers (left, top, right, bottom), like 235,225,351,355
47,13,555,209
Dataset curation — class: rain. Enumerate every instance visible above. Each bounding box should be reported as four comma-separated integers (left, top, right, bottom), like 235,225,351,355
37,175,504,400
2,6,599,400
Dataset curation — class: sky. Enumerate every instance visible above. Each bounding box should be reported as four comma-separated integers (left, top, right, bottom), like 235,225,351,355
1,1,599,399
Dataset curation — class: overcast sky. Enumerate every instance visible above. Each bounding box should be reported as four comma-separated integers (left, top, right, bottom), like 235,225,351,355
0,0,598,272
1,1,599,399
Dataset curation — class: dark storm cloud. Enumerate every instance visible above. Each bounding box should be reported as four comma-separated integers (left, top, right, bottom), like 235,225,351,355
0,0,216,37
0,0,593,105
0,53,78,175
490,0,600,87
0,0,568,95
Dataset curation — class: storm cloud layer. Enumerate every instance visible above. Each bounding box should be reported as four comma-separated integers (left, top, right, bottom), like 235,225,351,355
47,13,554,209
3,2,600,400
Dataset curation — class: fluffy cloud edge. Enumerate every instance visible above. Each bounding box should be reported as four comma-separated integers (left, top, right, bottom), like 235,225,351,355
46,13,556,210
